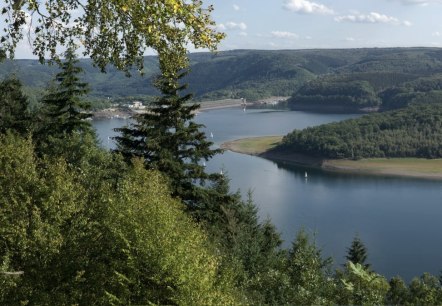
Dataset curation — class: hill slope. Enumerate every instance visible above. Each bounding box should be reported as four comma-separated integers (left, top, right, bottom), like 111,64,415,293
278,103,442,159
3,47,442,104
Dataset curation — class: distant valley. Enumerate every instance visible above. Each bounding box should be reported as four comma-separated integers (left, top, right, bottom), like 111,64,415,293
4,47,442,111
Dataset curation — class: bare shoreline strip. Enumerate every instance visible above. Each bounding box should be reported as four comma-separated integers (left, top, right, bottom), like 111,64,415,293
221,136,442,180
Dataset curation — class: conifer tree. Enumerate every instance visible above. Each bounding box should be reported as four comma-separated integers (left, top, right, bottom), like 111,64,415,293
115,68,221,204
0,77,31,136
346,235,370,269
38,47,92,139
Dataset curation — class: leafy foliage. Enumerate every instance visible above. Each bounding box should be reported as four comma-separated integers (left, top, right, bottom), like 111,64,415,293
1,0,224,74
0,133,240,305
279,103,442,159
336,262,390,305
284,230,334,305
1,93,442,306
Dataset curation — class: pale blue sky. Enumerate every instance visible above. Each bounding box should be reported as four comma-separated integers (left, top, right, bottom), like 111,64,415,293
207,0,442,50
8,0,442,58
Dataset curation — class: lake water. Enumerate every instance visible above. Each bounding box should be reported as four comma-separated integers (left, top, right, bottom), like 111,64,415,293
93,107,442,281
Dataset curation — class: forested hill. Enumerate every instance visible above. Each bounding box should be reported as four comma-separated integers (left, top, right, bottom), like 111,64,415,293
277,103,442,159
3,47,442,103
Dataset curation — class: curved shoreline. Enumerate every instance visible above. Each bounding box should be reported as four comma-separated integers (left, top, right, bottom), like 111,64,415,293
221,136,442,180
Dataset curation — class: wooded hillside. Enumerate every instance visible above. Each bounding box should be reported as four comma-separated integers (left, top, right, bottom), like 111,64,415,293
5,47,442,106
279,103,442,159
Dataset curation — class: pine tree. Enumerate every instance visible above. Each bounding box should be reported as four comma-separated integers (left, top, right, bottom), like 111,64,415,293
0,77,32,136
115,69,222,204
346,235,370,269
38,47,92,139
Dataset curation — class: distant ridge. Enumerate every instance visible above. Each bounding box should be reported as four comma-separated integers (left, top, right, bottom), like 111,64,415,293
2,47,442,103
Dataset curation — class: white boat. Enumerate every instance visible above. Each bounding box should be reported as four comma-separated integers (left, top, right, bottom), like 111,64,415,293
305,171,308,178
210,132,214,138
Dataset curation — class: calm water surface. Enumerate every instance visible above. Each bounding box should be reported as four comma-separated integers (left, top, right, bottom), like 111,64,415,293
93,107,442,281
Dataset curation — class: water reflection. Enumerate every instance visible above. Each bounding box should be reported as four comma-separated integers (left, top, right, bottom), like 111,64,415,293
93,107,442,281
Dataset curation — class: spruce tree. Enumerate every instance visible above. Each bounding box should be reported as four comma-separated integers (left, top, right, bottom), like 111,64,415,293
346,235,370,269
38,47,92,139
115,68,221,204
0,77,32,136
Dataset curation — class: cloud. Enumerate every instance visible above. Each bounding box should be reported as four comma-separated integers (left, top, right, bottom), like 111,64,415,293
225,21,247,31
233,4,240,11
216,24,226,31
432,31,441,36
239,32,248,37
216,22,247,31
335,12,412,26
271,31,299,39
283,0,334,15
393,0,442,5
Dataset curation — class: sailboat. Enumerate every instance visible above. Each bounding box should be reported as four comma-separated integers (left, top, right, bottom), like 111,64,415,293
210,132,214,138
305,171,308,179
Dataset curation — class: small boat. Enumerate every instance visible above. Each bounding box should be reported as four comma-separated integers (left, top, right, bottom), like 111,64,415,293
305,171,308,178
210,132,214,138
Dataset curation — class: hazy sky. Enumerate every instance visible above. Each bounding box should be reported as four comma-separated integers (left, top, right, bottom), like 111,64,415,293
207,0,442,50
8,0,442,58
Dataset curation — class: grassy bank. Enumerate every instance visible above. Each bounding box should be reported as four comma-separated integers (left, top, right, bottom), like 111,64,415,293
221,136,283,155
221,136,442,179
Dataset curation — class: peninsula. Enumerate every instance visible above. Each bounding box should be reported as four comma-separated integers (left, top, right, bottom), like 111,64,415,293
221,136,442,180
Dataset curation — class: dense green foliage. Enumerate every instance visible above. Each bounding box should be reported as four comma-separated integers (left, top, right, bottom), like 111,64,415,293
115,69,221,204
380,74,442,110
346,236,370,268
279,103,442,159
0,77,32,135
282,48,442,112
185,51,316,101
2,123,442,304
37,49,92,138
0,134,239,305
1,0,224,76
289,79,381,111
6,47,442,104
4,48,442,304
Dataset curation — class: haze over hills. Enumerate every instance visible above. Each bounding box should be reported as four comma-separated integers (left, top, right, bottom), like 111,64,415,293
2,47,442,108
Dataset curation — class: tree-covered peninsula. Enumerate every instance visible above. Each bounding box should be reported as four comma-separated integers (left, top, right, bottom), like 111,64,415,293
278,103,442,159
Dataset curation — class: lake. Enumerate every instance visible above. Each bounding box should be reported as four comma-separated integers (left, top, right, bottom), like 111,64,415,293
93,107,442,281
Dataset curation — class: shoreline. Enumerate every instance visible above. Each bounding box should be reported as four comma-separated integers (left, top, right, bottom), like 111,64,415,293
221,136,442,180
92,96,289,119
